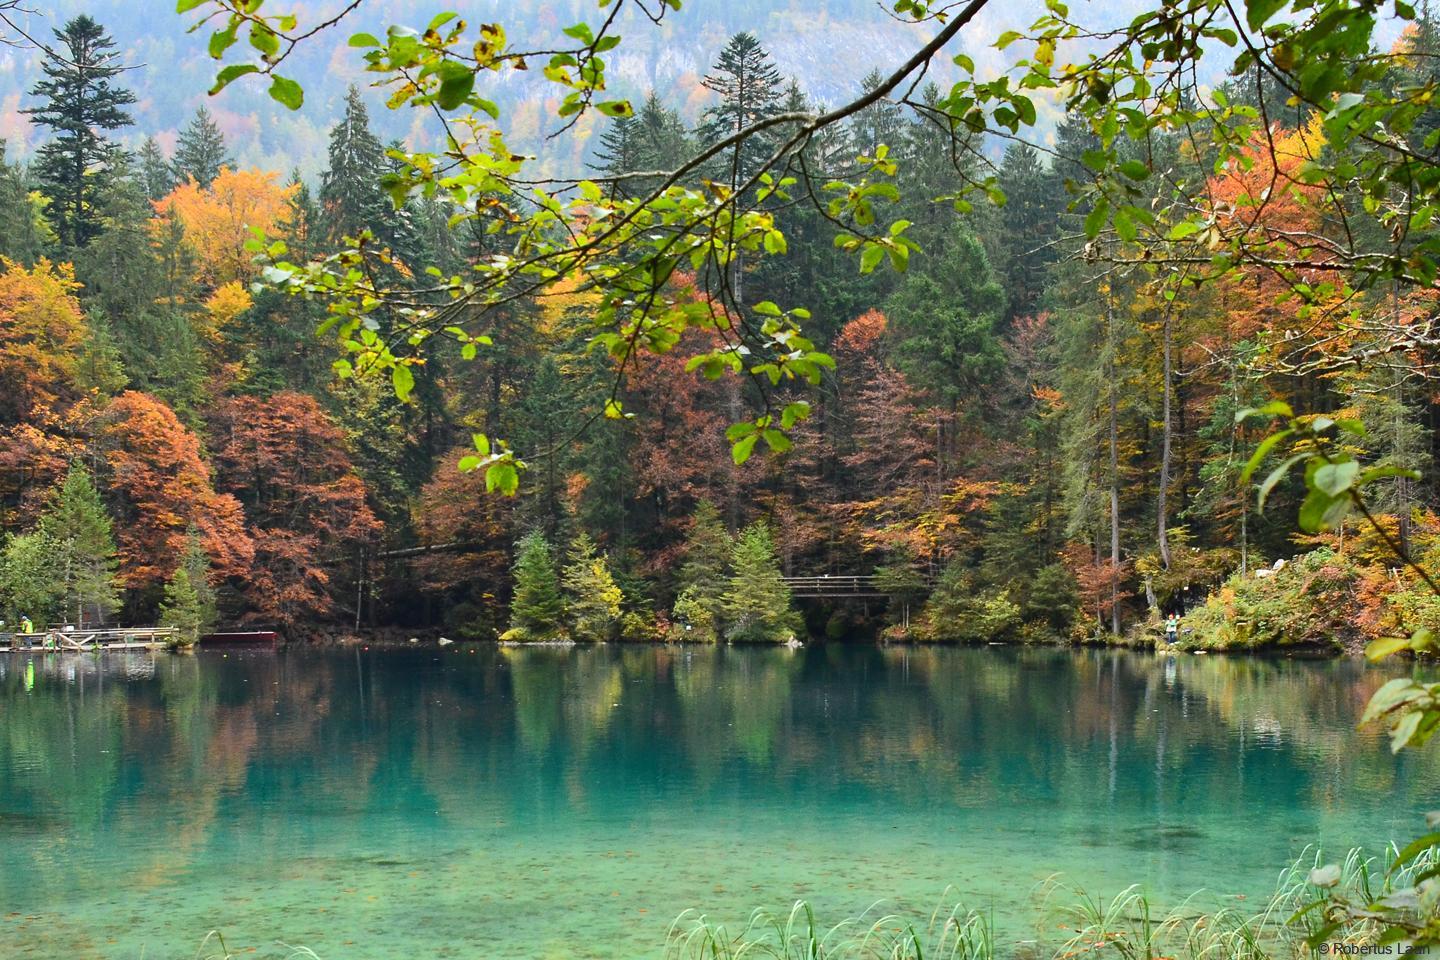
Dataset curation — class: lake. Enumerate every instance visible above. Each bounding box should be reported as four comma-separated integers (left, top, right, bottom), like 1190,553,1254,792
0,645,1434,959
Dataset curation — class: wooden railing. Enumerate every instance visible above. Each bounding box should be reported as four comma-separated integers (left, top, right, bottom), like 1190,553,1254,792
783,575,889,597
0,626,177,650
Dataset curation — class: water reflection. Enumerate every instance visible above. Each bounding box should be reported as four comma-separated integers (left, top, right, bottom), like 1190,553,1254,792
0,646,1432,959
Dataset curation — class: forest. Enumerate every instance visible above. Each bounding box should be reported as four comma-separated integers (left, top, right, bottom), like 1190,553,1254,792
2,4,1439,654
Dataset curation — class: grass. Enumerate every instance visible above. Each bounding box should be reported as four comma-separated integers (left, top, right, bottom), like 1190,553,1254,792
663,847,1438,960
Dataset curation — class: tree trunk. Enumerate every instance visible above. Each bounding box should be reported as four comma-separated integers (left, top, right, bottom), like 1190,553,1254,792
1107,299,1121,636
1157,308,1173,570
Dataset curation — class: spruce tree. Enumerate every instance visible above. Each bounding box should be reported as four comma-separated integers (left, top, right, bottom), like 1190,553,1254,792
320,86,392,245
562,533,623,642
38,463,120,625
171,105,231,188
138,136,174,201
720,522,800,643
0,140,51,264
504,531,566,642
23,15,135,248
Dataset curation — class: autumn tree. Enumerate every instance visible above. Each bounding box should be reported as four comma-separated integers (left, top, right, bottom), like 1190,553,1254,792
97,390,253,591
209,391,380,623
153,168,295,287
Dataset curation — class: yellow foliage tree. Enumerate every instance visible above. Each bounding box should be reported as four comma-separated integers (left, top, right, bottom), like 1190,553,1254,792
153,168,295,288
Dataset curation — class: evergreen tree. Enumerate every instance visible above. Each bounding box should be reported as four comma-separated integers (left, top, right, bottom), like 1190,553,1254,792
698,33,786,185
503,531,566,641
885,228,1006,413
990,144,1061,322
0,140,51,264
562,532,623,642
672,500,731,639
636,91,691,172
138,136,174,201
319,86,393,245
721,522,800,643
591,113,644,190
849,69,905,160
171,105,231,188
37,463,120,624
157,535,216,647
23,15,135,248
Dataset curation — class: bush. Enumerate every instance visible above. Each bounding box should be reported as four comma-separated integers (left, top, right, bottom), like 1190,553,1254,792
1182,548,1358,650
915,563,1021,643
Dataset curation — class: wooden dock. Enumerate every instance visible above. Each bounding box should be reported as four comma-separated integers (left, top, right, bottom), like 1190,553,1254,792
0,626,177,652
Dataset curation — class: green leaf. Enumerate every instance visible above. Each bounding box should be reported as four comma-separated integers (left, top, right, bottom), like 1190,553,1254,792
349,33,382,47
177,0,207,11
1118,159,1150,180
732,434,758,465
1312,460,1359,497
596,100,634,117
1239,428,1291,485
1257,453,1306,510
391,363,415,402
268,75,304,110
1168,220,1202,240
1084,198,1109,240
209,64,260,95
435,61,475,110
859,245,885,275
1244,0,1287,32
1236,400,1294,423
1298,487,1349,533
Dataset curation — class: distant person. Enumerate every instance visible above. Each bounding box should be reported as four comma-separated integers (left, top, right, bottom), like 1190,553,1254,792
1164,612,1180,644
19,614,33,635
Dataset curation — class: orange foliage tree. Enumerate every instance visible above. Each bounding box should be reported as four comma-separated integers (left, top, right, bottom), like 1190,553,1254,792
153,168,296,288
209,391,381,623
0,258,94,519
96,391,254,590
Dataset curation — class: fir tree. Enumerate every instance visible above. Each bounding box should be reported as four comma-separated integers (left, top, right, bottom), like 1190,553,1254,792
0,140,51,264
562,532,623,642
591,113,643,187
138,136,174,201
171,105,231,188
720,522,800,643
503,531,566,641
23,15,135,248
38,463,120,624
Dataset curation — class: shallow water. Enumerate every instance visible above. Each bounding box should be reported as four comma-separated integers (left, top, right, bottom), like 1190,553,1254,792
0,645,1434,959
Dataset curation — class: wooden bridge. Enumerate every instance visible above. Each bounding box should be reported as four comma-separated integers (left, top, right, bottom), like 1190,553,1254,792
0,626,177,652
783,575,890,598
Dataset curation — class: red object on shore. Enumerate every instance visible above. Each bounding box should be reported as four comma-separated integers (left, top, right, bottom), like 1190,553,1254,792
199,631,280,646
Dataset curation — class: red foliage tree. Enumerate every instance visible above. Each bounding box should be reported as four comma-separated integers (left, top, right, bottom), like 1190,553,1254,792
209,391,381,623
97,391,254,588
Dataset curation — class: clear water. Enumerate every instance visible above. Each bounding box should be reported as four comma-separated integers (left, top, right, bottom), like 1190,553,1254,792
0,645,1434,959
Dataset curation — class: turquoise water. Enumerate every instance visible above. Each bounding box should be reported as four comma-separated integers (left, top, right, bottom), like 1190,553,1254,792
0,645,1434,959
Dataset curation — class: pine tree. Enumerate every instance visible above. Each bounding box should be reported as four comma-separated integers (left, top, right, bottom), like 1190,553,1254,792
37,463,120,625
562,532,623,642
720,522,800,643
849,69,905,159
171,105,231,188
157,533,217,647
503,531,566,641
592,113,643,182
138,136,174,201
23,15,135,248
